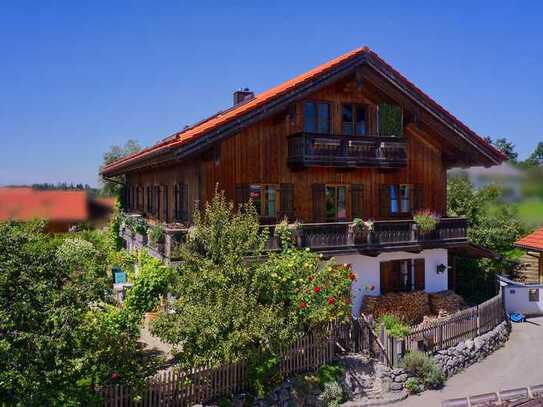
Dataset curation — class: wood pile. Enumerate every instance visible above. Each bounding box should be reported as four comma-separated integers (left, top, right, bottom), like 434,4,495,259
361,291,431,325
428,290,466,315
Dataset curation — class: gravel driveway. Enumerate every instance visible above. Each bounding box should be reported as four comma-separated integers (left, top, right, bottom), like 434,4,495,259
395,316,543,406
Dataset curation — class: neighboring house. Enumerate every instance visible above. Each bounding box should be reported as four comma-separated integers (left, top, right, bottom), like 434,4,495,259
0,187,114,233
449,162,524,202
514,227,543,284
101,46,505,315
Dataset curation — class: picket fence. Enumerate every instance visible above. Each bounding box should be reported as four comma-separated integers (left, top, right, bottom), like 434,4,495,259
99,295,507,405
98,320,377,406
380,294,508,365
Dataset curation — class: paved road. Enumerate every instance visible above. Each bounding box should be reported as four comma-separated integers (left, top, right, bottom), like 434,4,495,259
396,317,543,406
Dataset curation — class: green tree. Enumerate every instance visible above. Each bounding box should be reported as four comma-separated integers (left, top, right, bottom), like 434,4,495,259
524,141,543,167
150,192,353,369
447,176,525,302
0,221,157,405
100,139,141,197
484,137,518,163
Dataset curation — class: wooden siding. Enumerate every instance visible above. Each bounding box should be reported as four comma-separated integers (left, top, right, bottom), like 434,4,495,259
124,75,447,223
518,251,543,284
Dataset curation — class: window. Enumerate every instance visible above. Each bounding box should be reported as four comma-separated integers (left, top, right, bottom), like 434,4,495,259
249,184,262,215
162,186,169,222
381,258,425,294
341,104,367,136
529,288,539,302
389,184,410,215
174,183,189,222
303,101,330,134
248,184,279,218
325,185,347,221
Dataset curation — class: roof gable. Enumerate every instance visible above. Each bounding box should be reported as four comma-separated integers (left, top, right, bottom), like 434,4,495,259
101,47,506,176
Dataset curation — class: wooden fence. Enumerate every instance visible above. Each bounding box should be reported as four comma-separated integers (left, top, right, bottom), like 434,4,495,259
394,294,508,362
98,321,369,406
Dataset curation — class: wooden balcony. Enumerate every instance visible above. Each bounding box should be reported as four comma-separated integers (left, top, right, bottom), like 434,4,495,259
263,217,468,255
287,132,407,169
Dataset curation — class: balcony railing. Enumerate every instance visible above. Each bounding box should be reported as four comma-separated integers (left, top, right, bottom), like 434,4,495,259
262,217,468,253
121,214,468,259
287,132,407,169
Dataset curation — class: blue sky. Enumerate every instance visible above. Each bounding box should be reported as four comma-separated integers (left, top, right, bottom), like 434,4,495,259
1,1,542,187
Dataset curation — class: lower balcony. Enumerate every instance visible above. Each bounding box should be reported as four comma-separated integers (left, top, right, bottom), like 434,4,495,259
263,217,468,255
287,132,407,169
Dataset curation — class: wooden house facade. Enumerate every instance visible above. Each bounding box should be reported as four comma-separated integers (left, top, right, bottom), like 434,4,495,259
101,47,505,314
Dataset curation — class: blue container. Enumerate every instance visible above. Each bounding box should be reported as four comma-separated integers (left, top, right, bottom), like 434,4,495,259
113,270,127,284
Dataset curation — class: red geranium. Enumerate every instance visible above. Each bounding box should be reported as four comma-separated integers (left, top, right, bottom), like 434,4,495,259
299,301,307,309
111,372,120,381
327,296,335,305
313,286,321,294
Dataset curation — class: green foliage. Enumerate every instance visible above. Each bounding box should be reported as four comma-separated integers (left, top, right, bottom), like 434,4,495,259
524,141,543,167
247,353,282,399
148,224,165,246
413,210,438,234
100,140,141,197
379,103,403,137
124,215,148,235
448,175,525,302
317,364,345,389
400,351,444,389
404,377,420,394
491,137,518,163
109,200,124,251
379,314,410,338
150,191,353,369
0,221,157,405
318,381,344,407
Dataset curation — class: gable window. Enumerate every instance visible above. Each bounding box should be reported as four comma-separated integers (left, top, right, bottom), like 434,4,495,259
325,185,347,221
304,101,330,134
341,104,367,136
529,288,539,302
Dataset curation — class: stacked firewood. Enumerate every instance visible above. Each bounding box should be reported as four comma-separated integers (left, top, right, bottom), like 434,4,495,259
361,291,431,325
428,290,466,315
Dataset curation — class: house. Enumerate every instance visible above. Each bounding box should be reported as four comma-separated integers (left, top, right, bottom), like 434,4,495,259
0,187,115,233
514,227,543,283
101,47,505,315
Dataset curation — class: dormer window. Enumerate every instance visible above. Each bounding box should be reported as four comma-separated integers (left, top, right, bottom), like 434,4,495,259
304,101,330,134
341,104,367,136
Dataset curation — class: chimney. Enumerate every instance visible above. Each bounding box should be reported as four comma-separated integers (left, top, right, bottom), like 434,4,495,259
233,88,254,106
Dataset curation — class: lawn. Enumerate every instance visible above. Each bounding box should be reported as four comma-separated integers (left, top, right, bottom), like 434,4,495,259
515,199,543,230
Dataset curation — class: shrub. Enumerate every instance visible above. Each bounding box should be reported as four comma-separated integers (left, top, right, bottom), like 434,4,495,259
318,381,344,407
317,363,345,389
404,377,420,394
414,210,439,234
379,314,410,338
247,353,282,399
148,224,165,246
124,215,147,235
400,351,444,389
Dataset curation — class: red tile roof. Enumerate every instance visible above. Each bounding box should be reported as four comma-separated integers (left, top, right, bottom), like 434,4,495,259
101,46,506,175
0,188,89,222
515,227,543,252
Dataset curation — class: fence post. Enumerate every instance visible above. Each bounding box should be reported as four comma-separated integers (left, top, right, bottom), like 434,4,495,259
476,304,480,336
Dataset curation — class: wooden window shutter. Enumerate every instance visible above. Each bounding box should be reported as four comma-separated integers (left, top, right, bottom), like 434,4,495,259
379,185,390,218
154,186,160,217
414,259,425,291
351,184,364,219
380,262,392,295
235,184,249,210
146,186,151,213
279,183,294,220
413,184,424,212
174,183,189,222
312,183,325,222
162,185,169,222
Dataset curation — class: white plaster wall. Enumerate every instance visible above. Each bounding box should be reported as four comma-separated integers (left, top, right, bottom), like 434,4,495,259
335,249,449,317
502,285,543,316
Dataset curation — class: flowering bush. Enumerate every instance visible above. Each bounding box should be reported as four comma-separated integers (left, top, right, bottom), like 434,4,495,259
414,210,439,234
151,191,354,369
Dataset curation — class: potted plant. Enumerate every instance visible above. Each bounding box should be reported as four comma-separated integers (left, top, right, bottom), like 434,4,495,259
131,217,148,245
413,210,439,238
148,224,165,254
350,218,375,244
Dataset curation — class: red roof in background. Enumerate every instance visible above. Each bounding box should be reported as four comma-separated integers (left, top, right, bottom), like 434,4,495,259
515,227,543,252
101,46,506,175
0,188,89,222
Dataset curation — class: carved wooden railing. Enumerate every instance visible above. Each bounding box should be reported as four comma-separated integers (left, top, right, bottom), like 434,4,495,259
262,217,468,252
287,132,407,168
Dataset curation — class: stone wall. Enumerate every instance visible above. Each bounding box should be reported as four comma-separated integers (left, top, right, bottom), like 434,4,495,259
380,321,510,389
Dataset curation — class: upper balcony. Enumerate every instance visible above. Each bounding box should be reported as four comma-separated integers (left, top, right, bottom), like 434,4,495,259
287,132,407,169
